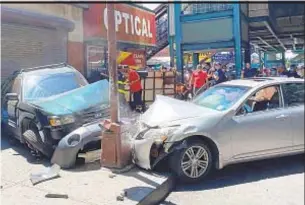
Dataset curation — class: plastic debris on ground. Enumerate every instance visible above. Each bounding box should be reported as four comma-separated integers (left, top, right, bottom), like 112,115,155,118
45,193,69,199
30,164,61,185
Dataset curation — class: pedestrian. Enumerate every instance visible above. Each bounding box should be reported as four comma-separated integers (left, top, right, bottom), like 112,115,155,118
296,65,304,78
277,65,290,77
288,65,301,78
213,62,227,84
124,66,143,112
189,64,208,96
242,63,257,78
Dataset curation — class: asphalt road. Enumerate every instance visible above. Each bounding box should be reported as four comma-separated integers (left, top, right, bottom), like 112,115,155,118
1,135,304,205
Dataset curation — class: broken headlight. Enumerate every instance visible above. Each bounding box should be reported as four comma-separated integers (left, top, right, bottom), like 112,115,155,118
49,115,75,127
136,126,178,143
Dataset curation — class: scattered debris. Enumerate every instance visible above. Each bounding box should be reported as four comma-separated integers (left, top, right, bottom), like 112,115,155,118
111,164,135,174
30,164,61,185
116,195,124,201
109,173,117,178
116,190,127,201
121,190,127,197
45,193,69,199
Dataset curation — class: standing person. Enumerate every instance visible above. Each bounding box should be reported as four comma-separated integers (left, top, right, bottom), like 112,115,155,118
296,65,304,78
277,65,290,77
189,64,208,96
213,62,227,84
242,63,257,78
125,66,143,112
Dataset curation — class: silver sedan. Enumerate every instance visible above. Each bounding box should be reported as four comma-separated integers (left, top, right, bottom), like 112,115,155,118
132,77,304,182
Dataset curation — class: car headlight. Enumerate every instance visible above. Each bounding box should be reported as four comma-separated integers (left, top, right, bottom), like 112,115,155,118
49,115,75,127
139,126,179,143
67,134,81,146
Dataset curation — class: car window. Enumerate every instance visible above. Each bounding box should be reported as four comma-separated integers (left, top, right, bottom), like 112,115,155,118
23,72,87,101
237,85,281,115
282,83,304,107
193,85,250,111
11,77,22,95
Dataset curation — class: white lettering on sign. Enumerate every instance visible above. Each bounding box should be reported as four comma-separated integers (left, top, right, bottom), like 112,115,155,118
103,8,153,38
122,12,130,34
115,10,122,32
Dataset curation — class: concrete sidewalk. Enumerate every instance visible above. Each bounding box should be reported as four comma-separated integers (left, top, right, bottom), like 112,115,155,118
1,137,169,205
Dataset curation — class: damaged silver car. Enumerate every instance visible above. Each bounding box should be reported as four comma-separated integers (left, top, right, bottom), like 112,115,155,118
132,77,304,182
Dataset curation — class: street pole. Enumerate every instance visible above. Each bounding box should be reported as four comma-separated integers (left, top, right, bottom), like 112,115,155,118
101,3,129,169
107,3,119,122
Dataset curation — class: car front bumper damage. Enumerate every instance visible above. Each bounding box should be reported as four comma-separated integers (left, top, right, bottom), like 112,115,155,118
51,120,102,169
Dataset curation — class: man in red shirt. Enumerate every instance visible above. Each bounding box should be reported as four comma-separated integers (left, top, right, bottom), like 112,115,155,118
126,66,143,112
189,64,208,96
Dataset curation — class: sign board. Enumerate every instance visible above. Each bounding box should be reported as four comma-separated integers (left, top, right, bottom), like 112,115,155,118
84,4,156,46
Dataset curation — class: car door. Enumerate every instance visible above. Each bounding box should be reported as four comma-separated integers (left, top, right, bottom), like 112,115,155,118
281,82,304,150
229,84,293,159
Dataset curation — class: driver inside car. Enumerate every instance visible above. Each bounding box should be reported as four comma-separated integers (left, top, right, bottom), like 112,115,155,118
244,86,278,113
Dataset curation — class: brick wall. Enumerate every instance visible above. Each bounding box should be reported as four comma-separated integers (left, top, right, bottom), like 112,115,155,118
68,41,84,74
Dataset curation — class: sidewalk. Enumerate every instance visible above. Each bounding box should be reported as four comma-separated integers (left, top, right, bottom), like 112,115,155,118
1,138,169,205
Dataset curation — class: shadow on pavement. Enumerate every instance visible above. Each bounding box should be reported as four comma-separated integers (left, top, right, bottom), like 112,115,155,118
1,133,50,167
175,154,305,192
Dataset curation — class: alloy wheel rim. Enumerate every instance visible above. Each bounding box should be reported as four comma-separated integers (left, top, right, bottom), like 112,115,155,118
181,145,209,178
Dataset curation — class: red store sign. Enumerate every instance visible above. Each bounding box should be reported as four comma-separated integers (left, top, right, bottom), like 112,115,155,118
84,4,156,46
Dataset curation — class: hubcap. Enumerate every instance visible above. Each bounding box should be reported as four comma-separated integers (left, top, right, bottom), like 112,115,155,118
181,146,209,179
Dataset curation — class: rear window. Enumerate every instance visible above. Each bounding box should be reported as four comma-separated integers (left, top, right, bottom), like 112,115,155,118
282,83,304,107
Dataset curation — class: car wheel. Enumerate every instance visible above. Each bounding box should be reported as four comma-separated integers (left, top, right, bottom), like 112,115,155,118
170,140,213,183
23,123,53,158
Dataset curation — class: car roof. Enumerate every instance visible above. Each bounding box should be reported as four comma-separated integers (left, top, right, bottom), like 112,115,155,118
21,66,76,76
221,77,304,88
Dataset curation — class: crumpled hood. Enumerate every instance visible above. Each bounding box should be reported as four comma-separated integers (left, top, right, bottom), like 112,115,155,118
29,80,109,116
141,95,218,127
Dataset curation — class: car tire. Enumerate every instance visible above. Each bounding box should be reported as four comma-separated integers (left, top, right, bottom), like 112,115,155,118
170,139,213,183
23,124,53,158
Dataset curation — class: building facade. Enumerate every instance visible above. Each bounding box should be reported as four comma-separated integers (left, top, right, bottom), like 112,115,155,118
1,4,85,79
1,3,156,80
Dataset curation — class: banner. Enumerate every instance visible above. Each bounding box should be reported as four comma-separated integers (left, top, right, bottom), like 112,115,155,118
84,4,156,46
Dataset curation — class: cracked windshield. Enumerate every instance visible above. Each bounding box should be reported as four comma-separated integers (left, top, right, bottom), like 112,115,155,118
1,2,304,205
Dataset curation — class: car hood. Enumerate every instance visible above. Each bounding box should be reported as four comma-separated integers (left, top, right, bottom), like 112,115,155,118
29,80,109,116
140,95,219,127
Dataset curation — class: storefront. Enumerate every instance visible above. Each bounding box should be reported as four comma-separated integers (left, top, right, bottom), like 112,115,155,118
83,4,156,78
1,6,75,80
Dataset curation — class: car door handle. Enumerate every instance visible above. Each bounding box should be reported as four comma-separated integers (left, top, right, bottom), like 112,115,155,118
276,114,288,120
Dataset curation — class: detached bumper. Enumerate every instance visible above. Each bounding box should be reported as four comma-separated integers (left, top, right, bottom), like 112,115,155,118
133,137,155,170
51,120,102,169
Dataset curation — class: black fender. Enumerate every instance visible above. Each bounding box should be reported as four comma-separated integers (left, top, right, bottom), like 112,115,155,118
51,120,102,169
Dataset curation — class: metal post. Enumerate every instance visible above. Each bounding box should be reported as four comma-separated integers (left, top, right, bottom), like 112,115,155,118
174,4,183,73
193,53,199,67
107,3,119,123
233,3,242,79
101,3,130,169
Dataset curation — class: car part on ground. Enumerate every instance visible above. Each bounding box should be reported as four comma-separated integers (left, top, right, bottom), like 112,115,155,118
30,164,61,185
51,120,102,169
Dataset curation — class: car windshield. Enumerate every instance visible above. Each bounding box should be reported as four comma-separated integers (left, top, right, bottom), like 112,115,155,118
23,72,87,101
193,85,250,111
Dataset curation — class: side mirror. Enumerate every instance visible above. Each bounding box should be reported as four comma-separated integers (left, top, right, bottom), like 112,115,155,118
6,93,19,101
